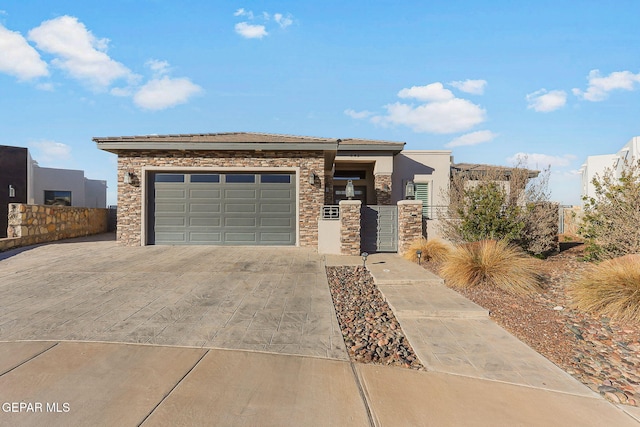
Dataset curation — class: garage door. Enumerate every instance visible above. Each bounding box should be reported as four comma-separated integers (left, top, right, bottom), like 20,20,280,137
152,172,296,245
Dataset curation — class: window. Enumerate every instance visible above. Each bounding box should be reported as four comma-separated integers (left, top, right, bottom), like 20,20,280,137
415,182,430,219
334,170,366,180
225,174,255,183
260,174,291,183
190,174,220,183
44,190,72,206
155,174,185,183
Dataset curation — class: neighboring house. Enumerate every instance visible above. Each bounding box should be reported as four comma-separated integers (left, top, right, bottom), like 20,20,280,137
0,145,108,238
94,132,452,249
579,136,640,204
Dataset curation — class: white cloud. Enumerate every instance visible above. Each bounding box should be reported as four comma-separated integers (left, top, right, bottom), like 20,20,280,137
507,152,577,168
526,89,567,112
235,22,268,39
360,81,487,134
572,69,640,101
145,59,170,76
28,15,133,90
344,109,374,119
274,13,293,29
234,8,254,19
0,24,49,80
449,79,487,95
36,82,54,91
398,83,454,102
446,130,497,147
29,140,72,164
133,76,203,110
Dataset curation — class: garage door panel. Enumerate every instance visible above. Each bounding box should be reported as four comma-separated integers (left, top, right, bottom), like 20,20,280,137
156,217,186,226
260,217,293,227
225,217,256,227
154,232,186,243
260,233,295,243
190,203,221,213
261,204,293,213
189,217,221,227
190,189,221,199
156,203,187,213
224,232,257,243
156,189,186,199
189,232,222,242
225,189,256,199
153,172,294,245
261,189,293,199
226,203,257,213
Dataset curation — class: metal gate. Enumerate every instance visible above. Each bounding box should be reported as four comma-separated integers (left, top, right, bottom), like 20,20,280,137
361,205,398,253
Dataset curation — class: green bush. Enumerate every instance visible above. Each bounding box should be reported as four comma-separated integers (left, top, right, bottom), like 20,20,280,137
579,158,640,261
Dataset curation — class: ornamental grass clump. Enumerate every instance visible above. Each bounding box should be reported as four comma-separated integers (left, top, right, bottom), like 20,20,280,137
403,237,452,264
571,255,640,323
440,240,542,295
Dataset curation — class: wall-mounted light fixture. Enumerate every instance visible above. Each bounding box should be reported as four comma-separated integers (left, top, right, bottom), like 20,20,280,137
123,171,134,185
345,179,355,200
383,184,391,191
8,185,15,198
308,171,317,185
405,180,415,200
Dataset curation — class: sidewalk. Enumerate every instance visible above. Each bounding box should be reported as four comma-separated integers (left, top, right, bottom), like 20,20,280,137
1,341,637,426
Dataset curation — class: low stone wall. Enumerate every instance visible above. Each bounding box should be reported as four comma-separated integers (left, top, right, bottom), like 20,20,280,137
339,200,362,255
0,204,108,252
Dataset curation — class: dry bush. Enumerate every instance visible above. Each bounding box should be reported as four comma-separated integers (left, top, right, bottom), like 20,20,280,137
404,238,452,263
571,255,640,323
440,240,542,295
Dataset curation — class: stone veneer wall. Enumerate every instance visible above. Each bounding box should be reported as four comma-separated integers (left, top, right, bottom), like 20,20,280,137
339,200,361,255
375,174,392,205
0,204,108,252
117,150,324,247
397,200,423,255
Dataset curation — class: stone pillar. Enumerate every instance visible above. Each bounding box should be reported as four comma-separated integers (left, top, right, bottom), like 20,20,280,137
374,174,392,205
324,171,334,204
397,200,422,255
339,200,361,255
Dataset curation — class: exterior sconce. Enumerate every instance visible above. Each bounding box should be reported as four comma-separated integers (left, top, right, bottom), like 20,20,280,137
416,249,422,265
308,171,316,185
124,171,134,185
9,185,15,198
405,180,415,200
345,179,355,200
361,252,368,268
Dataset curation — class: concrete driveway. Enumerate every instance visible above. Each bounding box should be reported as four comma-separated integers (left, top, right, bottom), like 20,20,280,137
0,234,347,360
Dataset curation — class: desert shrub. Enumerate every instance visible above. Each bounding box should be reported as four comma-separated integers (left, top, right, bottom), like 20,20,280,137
439,240,542,295
404,238,452,263
571,255,640,323
439,161,558,256
579,158,640,261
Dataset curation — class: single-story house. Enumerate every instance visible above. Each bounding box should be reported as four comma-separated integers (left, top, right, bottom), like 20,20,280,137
95,132,452,251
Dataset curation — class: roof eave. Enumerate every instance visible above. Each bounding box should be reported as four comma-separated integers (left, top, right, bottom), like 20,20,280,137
95,141,339,153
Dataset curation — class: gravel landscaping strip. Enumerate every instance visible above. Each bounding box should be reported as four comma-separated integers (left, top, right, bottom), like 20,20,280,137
326,266,424,370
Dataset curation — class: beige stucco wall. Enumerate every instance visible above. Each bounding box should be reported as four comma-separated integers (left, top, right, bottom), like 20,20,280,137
116,150,324,247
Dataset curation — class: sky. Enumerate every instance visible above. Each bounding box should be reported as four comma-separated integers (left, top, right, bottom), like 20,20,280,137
1,1,640,206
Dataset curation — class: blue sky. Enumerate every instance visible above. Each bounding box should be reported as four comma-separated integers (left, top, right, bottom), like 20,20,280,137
1,1,639,205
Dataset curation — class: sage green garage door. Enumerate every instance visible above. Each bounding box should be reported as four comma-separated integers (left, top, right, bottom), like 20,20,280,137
152,172,295,245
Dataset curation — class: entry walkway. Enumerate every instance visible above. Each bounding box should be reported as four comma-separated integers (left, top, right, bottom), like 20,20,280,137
325,252,640,423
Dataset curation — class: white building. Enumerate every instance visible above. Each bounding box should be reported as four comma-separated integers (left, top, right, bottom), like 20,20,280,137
579,136,640,204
